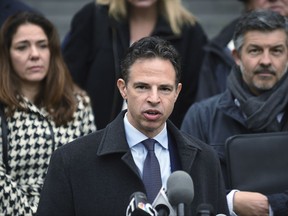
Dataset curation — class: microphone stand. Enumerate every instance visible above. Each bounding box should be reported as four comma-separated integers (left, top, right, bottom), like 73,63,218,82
177,203,185,216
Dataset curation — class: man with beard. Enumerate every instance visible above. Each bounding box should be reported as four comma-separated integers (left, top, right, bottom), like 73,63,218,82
181,10,288,216
196,0,288,102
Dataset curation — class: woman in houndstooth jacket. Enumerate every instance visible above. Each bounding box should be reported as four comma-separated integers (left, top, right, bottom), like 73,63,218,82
0,11,96,215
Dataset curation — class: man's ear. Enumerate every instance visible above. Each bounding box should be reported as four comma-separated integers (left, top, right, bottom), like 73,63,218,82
232,49,241,66
117,78,127,99
174,83,182,102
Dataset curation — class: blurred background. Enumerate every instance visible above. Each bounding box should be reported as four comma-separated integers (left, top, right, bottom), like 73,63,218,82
21,0,244,41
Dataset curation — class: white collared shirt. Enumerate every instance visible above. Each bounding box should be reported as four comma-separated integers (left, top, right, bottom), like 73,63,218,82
123,113,171,189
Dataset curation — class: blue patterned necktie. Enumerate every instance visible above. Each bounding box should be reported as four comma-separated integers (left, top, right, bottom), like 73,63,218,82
142,138,162,203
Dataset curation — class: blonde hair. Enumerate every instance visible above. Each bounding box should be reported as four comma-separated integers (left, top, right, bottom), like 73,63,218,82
96,0,196,35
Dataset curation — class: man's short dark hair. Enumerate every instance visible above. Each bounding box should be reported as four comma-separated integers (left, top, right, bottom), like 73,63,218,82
233,9,288,51
121,36,181,85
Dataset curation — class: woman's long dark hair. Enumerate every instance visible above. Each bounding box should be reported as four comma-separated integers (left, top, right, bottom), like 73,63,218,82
0,11,80,126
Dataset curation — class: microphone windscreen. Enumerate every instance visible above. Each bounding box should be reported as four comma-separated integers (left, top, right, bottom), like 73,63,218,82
166,170,194,206
126,192,157,216
152,187,176,216
130,192,147,203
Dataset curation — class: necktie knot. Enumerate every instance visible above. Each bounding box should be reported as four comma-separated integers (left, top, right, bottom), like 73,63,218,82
142,138,156,151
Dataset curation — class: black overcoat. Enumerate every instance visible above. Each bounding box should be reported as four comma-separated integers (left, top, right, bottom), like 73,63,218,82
37,111,228,215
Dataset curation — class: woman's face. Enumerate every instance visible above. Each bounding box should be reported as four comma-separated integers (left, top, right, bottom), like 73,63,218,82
10,23,50,87
127,0,158,8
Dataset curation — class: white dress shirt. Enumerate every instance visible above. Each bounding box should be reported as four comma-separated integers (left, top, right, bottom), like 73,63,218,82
123,113,171,189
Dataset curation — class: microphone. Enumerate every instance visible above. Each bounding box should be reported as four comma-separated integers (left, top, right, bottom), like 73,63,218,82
152,187,176,216
196,203,215,216
126,192,157,216
166,170,194,216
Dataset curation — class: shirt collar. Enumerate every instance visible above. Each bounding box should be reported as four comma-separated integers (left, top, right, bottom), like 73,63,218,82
124,113,168,150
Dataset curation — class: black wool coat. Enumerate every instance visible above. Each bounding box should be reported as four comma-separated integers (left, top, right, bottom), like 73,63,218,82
37,111,228,216
196,18,239,102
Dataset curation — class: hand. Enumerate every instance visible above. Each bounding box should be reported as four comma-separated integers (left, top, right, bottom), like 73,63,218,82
233,191,269,216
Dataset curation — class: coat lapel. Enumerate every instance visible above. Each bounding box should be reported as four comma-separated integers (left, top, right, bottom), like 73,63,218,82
167,120,201,173
96,111,141,177
97,111,202,178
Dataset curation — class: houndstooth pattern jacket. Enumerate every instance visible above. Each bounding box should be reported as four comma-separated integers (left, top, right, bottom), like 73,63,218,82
0,94,96,215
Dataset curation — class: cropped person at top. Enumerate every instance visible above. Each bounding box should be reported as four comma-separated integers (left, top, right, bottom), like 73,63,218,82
0,0,37,27
62,0,208,129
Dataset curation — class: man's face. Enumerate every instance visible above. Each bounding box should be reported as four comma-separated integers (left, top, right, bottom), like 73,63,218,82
117,57,182,138
249,0,288,17
233,30,288,95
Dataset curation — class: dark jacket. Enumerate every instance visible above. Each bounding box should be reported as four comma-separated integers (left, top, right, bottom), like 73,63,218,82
196,19,239,102
0,0,36,27
62,2,208,129
181,90,288,215
37,111,229,216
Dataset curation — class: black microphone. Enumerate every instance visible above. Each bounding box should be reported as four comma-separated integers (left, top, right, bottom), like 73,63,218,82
166,171,194,216
196,203,215,216
126,192,157,216
152,187,176,216
155,204,170,216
